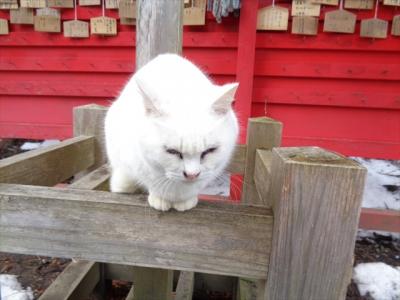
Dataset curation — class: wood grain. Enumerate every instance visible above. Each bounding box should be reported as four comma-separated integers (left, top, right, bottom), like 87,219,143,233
0,184,273,279
253,150,272,208
241,117,282,205
0,136,94,185
70,164,110,191
132,267,173,300
265,147,366,300
226,144,246,175
39,261,99,300
175,271,194,300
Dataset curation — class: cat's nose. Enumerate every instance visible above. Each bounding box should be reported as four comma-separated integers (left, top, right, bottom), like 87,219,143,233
183,171,200,180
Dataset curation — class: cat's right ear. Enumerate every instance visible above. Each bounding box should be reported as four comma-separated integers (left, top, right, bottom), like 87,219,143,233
135,77,163,117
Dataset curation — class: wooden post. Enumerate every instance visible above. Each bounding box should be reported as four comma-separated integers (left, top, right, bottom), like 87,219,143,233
136,0,183,70
132,267,173,300
265,147,366,300
241,117,282,206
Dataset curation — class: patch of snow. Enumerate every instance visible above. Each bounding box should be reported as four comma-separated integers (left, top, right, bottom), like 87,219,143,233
0,274,33,300
20,139,60,151
353,262,400,300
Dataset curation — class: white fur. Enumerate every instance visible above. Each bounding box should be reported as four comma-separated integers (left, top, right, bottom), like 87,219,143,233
105,54,239,211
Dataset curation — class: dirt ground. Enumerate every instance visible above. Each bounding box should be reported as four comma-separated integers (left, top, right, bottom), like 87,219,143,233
1,139,399,300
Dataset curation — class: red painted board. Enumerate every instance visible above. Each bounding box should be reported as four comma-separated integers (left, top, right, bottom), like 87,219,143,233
359,208,400,233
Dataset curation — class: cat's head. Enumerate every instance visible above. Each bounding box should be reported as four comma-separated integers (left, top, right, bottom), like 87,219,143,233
136,78,239,185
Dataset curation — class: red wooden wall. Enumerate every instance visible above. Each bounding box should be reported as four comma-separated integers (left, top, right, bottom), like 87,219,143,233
0,1,399,159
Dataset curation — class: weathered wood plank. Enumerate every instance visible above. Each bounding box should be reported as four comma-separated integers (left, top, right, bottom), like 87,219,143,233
73,104,108,170
175,271,194,300
136,0,183,70
0,136,94,186
226,144,246,175
265,147,366,300
126,285,135,300
39,261,99,300
105,263,135,281
0,184,273,279
70,164,110,191
132,267,173,300
359,207,400,233
241,117,282,205
253,150,272,208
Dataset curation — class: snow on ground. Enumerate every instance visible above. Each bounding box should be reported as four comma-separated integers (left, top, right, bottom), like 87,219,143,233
353,262,400,300
20,139,60,151
0,275,33,300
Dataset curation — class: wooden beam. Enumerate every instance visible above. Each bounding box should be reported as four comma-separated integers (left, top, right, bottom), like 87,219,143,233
254,150,272,207
175,271,194,300
126,286,135,300
241,117,282,205
265,147,366,300
0,136,94,186
359,208,400,233
226,144,246,175
132,267,173,300
136,0,183,70
70,164,110,191
0,184,273,279
39,261,99,300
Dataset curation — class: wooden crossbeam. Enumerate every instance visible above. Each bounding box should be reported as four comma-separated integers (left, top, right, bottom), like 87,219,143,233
175,271,195,300
0,184,273,279
70,164,110,191
0,136,94,186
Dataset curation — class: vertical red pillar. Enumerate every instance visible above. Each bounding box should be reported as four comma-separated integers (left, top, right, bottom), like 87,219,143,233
230,0,259,200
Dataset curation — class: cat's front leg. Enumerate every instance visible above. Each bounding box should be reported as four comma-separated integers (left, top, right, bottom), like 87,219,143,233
172,197,198,212
148,193,172,211
110,168,138,193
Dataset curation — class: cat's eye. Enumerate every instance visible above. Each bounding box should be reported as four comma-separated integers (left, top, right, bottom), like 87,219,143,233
201,147,218,160
166,148,183,159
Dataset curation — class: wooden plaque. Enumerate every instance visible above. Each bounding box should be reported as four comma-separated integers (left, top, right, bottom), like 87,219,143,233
392,15,400,36
10,8,34,24
105,0,118,9
311,0,338,5
90,16,117,35
292,16,319,35
257,5,289,31
184,0,191,8
0,2,18,8
36,7,60,16
344,0,374,9
64,20,89,38
183,0,206,25
47,0,74,8
34,15,61,32
292,0,321,17
120,17,135,25
360,18,388,38
79,0,100,6
0,18,8,35
118,0,135,19
323,9,356,33
20,0,45,8
383,0,400,5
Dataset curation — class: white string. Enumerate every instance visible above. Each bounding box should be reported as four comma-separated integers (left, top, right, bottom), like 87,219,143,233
339,0,343,10
102,0,105,17
374,0,379,18
74,0,77,20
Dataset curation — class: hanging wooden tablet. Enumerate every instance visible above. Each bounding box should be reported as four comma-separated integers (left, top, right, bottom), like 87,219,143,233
360,18,388,38
21,0,46,8
292,16,319,35
183,0,206,25
10,7,34,24
184,0,192,8
383,0,400,5
292,0,321,17
64,20,89,37
79,0,100,6
392,15,400,35
120,17,135,25
90,16,117,35
344,0,374,9
105,0,118,9
118,0,135,19
47,0,74,8
311,0,338,6
0,3,17,8
34,8,61,32
323,9,356,33
257,5,289,31
0,18,8,35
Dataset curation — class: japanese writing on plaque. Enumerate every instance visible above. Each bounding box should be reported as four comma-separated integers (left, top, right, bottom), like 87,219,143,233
47,0,74,8
292,16,319,35
311,0,338,5
105,0,118,9
0,18,9,35
323,9,356,33
64,20,89,38
21,0,46,8
79,0,100,6
292,0,321,16
344,0,374,9
90,16,117,36
119,0,136,19
183,0,206,25
34,15,61,32
383,0,400,6
257,6,289,31
360,18,388,38
392,15,400,36
10,8,34,24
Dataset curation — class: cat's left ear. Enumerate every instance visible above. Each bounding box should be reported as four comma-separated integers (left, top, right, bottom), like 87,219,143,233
212,83,239,115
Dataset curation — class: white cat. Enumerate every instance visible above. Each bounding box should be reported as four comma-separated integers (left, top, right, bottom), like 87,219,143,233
104,54,239,211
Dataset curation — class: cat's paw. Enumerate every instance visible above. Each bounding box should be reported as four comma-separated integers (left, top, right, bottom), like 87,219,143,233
110,169,138,193
173,197,198,212
148,194,171,211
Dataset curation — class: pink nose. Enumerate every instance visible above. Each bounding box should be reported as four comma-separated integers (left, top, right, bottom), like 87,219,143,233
183,171,200,180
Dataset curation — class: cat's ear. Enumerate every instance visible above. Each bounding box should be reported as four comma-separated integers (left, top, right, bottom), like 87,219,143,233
212,83,239,115
135,77,163,117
